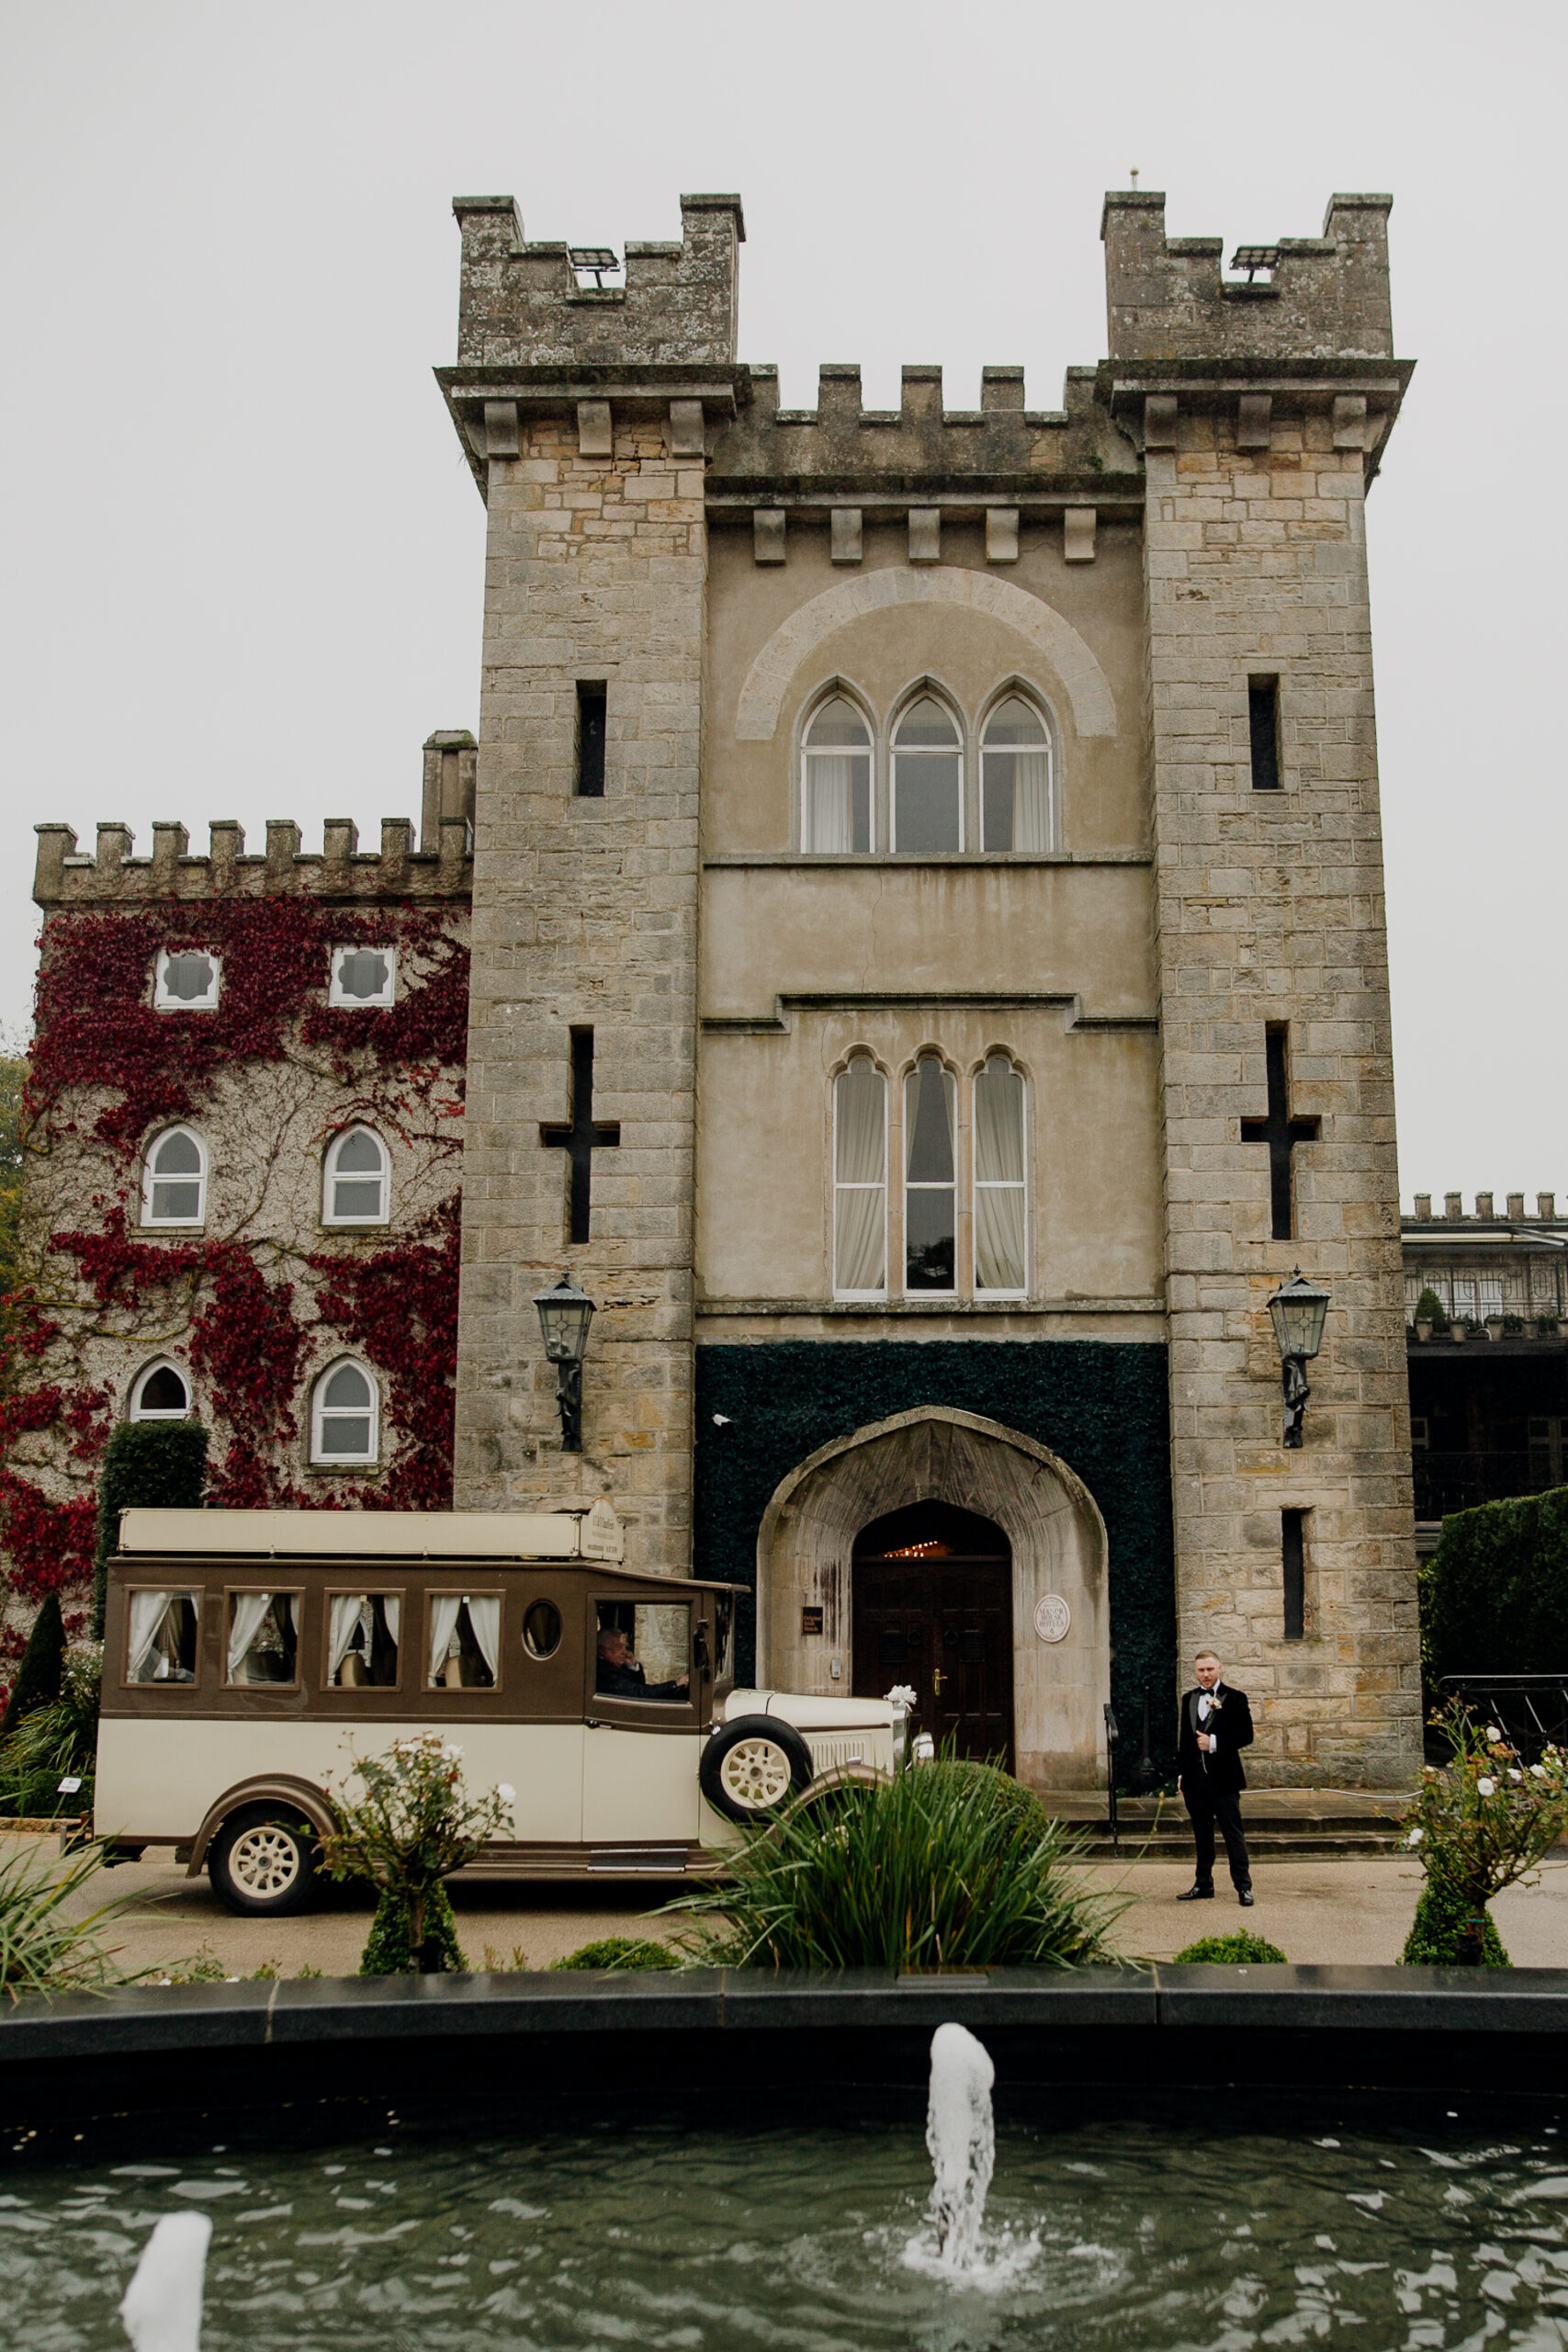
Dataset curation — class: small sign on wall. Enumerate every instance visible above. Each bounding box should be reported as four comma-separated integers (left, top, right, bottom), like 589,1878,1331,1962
801,1605,824,1636
1032,1593,1071,1644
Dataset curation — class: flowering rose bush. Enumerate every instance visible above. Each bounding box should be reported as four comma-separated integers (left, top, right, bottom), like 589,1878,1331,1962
1399,1701,1568,1967
319,1731,513,1974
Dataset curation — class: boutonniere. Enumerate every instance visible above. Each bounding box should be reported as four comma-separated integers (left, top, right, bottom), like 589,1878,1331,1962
1205,1691,1224,1714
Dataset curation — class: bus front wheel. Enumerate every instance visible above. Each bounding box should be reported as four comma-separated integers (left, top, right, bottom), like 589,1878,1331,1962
209,1804,321,1917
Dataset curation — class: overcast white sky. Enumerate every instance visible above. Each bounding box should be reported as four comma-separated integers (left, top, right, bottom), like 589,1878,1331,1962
1,0,1562,1208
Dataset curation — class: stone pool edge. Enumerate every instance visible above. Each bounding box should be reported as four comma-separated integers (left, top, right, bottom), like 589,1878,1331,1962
3,1966,1566,2126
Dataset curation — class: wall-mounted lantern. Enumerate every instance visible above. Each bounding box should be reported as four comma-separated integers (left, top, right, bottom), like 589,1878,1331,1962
533,1270,596,1453
1267,1268,1330,1449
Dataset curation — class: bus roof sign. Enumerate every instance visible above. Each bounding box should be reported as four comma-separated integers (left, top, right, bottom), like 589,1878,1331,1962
116,1499,626,1563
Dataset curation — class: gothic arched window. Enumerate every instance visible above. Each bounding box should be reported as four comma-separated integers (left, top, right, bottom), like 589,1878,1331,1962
322,1126,390,1226
310,1359,379,1466
980,695,1053,851
832,1057,886,1297
801,695,872,854
141,1126,208,1227
130,1361,190,1420
904,1056,957,1292
972,1054,1028,1295
892,695,963,853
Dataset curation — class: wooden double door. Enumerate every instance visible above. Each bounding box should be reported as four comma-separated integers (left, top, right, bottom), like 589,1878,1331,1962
851,1501,1014,1768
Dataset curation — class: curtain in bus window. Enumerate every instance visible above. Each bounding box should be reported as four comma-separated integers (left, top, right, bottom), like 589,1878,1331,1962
466,1596,501,1681
228,1592,274,1681
382,1595,400,1644
428,1593,462,1684
329,1594,372,1682
129,1590,172,1682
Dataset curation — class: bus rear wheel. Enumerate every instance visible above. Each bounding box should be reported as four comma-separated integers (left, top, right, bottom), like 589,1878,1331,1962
209,1804,321,1917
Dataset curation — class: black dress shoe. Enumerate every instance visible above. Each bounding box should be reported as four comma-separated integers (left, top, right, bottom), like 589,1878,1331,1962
1238,1888,1255,1906
1177,1884,1215,1902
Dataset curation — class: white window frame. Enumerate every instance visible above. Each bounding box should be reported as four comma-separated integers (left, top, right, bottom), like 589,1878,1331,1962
831,1058,888,1301
321,1125,391,1227
890,691,965,855
971,1056,1029,1298
141,1125,209,1229
978,689,1055,854
329,944,398,1008
799,691,875,855
902,1056,958,1296
153,946,221,1012
310,1357,380,1467
129,1360,191,1421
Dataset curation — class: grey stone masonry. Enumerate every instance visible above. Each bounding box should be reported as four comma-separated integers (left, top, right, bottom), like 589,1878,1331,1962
449,198,723,1566
32,809,471,908
1116,191,1423,1787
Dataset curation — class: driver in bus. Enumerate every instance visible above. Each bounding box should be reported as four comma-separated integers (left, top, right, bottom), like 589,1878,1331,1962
596,1625,689,1702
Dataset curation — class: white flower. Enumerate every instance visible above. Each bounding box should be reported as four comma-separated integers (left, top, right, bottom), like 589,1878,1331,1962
496,1783,516,1804
1509,1770,1522,1784
885,1684,918,1711
1485,1725,1502,1744
1406,1827,1424,1847
1476,1777,1496,1797
1531,1764,1549,1781
442,1742,463,1762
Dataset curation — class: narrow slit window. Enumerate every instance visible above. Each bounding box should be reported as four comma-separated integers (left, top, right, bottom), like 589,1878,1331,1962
904,1057,956,1293
801,696,872,853
1249,677,1281,791
893,697,962,853
1281,1510,1306,1641
576,683,607,797
833,1057,886,1297
973,1056,1027,1294
981,698,1052,851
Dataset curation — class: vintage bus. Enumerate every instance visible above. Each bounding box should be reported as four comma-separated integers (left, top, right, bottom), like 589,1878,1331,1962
96,1503,906,1916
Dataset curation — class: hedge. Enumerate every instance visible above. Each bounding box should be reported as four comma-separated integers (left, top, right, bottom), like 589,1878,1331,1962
1420,1484,1568,1681
91,1420,209,1638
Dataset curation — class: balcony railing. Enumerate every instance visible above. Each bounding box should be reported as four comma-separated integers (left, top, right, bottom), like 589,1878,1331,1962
1413,1451,1562,1518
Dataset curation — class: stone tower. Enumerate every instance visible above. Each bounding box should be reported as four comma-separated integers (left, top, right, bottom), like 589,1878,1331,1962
441,195,743,1571
1103,193,1421,1781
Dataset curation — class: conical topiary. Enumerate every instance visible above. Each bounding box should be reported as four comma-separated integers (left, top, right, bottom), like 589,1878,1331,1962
359,1880,466,1974
0,1592,64,1740
1401,1880,1511,1967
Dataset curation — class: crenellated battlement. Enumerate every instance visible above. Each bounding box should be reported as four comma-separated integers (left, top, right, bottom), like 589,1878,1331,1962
452,192,743,368
1102,189,1395,362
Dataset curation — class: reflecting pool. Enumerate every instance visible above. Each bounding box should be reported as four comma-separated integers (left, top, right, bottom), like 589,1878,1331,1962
7,2100,1568,2349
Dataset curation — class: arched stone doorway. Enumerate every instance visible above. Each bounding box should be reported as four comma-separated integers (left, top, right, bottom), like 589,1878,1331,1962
852,1500,1014,1766
755,1406,1111,1789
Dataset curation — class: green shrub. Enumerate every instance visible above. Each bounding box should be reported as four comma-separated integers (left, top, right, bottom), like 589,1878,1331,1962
359,1881,466,1975
0,1838,141,1998
0,1593,64,1739
1172,1930,1289,1964
92,1420,209,1638
1401,1881,1511,1968
664,1757,1125,1972
1420,1484,1568,1682
550,1937,678,1972
1414,1286,1448,1331
0,1645,101,1818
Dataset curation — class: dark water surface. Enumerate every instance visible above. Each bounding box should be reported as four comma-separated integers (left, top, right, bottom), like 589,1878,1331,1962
6,2097,1568,2349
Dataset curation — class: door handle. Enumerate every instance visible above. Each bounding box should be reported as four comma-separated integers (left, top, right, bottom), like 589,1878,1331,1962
932,1668,944,1696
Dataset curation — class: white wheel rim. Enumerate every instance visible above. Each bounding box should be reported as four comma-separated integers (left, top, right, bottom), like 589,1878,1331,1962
231,1826,301,1899
718,1737,793,1811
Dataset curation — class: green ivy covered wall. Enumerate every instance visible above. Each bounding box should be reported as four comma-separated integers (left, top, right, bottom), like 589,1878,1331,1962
693,1338,1177,1785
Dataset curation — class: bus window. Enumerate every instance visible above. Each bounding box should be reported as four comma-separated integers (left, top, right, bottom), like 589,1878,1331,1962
595,1600,691,1702
523,1598,562,1660
426,1594,499,1690
127,1590,199,1685
715,1591,736,1685
327,1593,400,1688
227,1592,299,1686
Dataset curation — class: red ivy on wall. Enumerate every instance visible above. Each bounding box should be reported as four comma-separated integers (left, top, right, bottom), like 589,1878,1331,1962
3,893,470,1608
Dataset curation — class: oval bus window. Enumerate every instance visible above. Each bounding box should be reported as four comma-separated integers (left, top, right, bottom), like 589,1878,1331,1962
523,1599,562,1660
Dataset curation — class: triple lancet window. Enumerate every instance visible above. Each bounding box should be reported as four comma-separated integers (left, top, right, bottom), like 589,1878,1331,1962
799,687,1055,855
832,1053,1028,1300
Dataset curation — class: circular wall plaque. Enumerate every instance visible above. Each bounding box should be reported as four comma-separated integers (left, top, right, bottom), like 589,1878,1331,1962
1032,1593,1071,1645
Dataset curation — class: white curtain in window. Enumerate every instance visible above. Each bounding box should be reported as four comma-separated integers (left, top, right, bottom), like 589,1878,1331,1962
382,1595,400,1645
329,1594,371,1681
129,1590,173,1682
1012,752,1051,851
974,1057,1027,1293
428,1593,463,1684
806,757,854,854
834,1060,886,1294
228,1592,275,1682
465,1595,500,1680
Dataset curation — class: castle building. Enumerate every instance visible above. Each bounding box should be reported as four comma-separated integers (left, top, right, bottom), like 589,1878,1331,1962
17,187,1422,1788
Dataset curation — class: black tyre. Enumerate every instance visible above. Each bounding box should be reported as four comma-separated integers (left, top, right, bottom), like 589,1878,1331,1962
208,1804,321,1917
699,1715,814,1823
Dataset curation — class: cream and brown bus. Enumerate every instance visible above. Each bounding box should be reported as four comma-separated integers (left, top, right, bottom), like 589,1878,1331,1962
96,1503,906,1916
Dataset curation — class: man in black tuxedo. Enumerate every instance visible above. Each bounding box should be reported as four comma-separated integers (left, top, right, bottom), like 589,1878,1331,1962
1176,1648,1255,1906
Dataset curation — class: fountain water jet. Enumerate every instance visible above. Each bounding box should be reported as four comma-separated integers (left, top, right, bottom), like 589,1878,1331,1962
924,2020,995,2270
118,2211,210,2352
